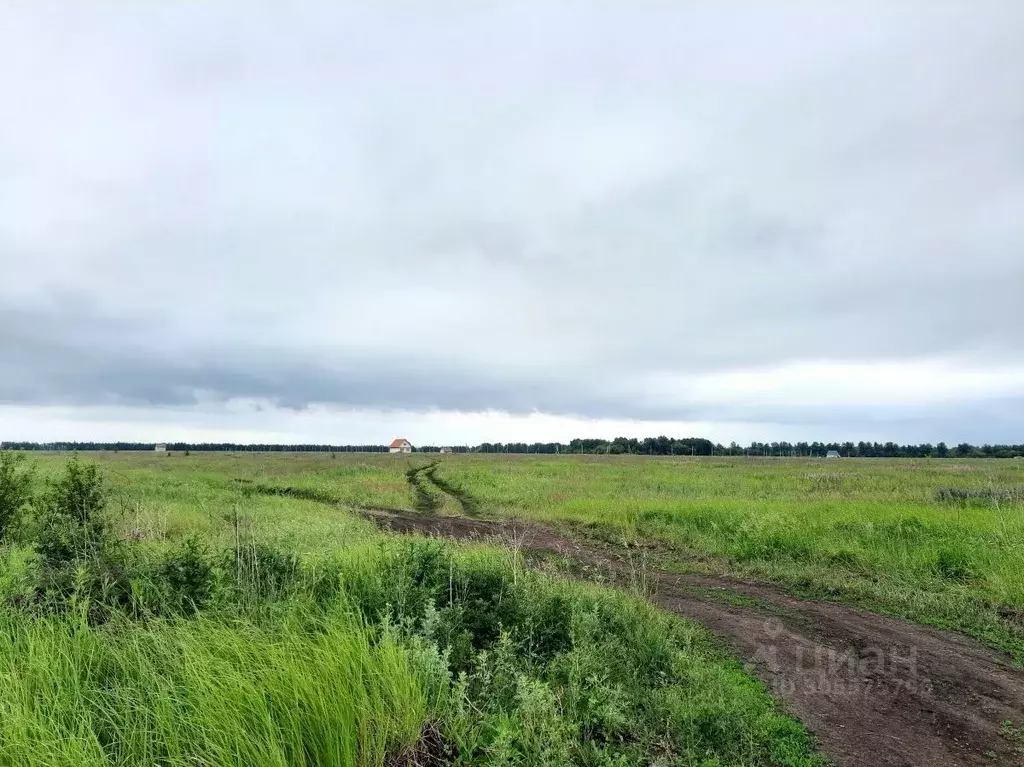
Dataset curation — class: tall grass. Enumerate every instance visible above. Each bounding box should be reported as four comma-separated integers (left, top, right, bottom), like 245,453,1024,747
0,607,425,767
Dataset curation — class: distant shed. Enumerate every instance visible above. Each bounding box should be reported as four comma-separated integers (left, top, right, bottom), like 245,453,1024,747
825,450,841,458
389,438,413,454
154,443,167,452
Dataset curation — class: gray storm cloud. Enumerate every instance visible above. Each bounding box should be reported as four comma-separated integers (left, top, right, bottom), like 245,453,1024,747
1,2,1023,438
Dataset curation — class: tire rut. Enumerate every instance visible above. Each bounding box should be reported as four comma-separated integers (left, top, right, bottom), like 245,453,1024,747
404,462,443,513
421,465,482,516
363,508,1024,767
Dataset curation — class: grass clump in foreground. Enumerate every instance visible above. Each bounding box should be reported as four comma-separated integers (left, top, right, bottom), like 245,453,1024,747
0,610,425,767
0,453,825,767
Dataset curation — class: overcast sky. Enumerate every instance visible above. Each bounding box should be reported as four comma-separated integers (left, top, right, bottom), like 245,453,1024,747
2,2,1023,446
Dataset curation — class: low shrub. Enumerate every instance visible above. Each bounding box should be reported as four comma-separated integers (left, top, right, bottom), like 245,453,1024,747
15,457,137,621
0,451,33,541
156,536,215,614
32,456,114,566
340,541,825,765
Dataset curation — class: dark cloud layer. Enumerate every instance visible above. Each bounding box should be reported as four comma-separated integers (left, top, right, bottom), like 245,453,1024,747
1,3,1023,440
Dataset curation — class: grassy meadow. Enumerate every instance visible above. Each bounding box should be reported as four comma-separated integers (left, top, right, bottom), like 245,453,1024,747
0,450,829,767
429,454,1024,659
46,449,1023,660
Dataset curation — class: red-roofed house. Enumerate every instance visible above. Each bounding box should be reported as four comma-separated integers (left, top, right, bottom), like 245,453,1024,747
389,438,413,454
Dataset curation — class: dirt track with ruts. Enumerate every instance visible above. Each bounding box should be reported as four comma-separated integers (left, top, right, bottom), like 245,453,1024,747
364,507,1024,767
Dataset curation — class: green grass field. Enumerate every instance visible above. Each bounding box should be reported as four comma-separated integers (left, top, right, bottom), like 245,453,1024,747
426,454,1024,659
0,450,834,767
3,449,1022,765
24,450,1023,659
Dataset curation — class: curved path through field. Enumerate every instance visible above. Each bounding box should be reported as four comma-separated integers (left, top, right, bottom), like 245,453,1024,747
365,507,1024,767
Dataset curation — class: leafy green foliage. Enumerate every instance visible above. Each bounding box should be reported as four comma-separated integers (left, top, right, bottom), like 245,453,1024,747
0,450,33,540
337,542,825,766
18,457,140,620
156,536,215,614
33,456,112,566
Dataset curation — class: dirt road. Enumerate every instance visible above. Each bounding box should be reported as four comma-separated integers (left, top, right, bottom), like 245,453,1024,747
365,508,1024,767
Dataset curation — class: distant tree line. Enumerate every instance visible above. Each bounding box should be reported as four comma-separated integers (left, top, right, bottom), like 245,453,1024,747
712,441,1024,459
0,442,392,453
2,438,1022,458
465,438,1024,458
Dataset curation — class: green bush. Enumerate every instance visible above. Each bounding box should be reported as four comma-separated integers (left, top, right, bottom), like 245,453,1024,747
157,536,215,614
16,457,137,620
33,456,113,566
0,451,33,541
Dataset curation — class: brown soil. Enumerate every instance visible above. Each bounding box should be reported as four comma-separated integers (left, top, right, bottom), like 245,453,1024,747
365,509,1024,767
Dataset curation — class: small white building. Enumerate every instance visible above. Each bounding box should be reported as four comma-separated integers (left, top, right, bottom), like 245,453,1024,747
154,443,167,452
825,450,841,458
389,438,413,454
439,446,453,454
